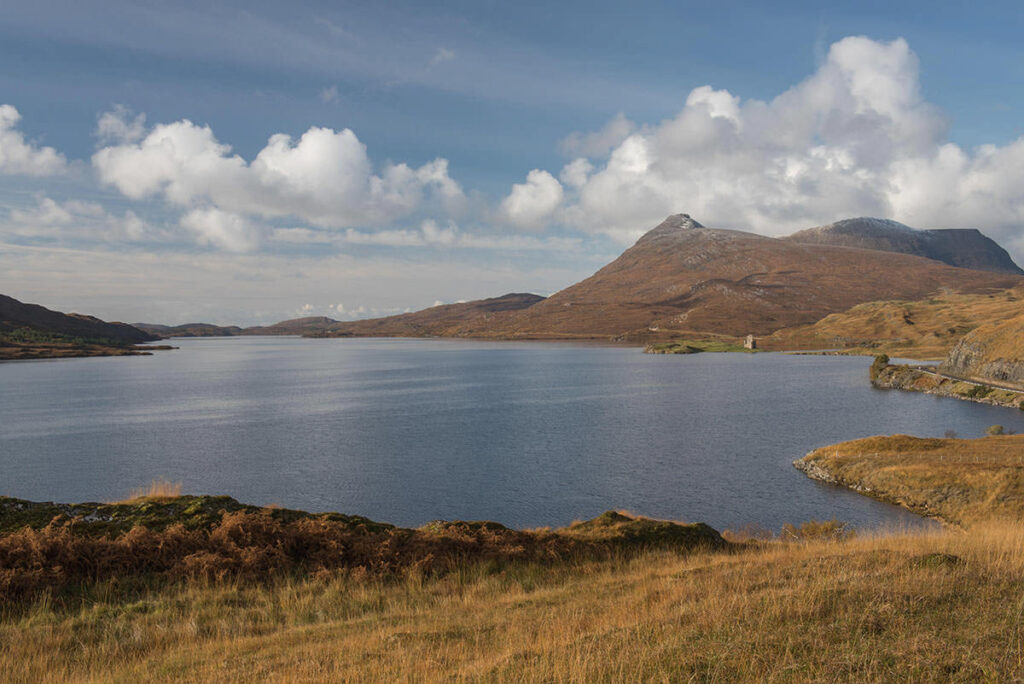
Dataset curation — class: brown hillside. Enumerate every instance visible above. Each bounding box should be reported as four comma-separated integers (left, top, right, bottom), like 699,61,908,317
244,316,340,336
766,287,1024,359
317,293,544,337
0,294,156,344
320,215,1023,341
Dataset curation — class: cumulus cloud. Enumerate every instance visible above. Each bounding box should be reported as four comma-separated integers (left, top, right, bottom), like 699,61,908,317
0,105,66,176
95,105,146,144
520,36,1024,253
92,119,466,233
559,158,593,189
180,208,263,252
559,112,635,158
6,196,157,242
499,169,564,230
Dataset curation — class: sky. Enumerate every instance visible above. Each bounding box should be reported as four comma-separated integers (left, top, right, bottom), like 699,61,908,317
2,0,1024,325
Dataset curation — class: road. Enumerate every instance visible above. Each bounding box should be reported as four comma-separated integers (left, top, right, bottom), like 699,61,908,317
911,365,1024,394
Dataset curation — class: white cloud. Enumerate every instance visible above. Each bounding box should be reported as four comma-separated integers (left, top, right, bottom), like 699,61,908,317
559,158,593,189
6,196,159,242
558,112,635,158
0,105,66,176
92,119,466,233
319,85,340,103
430,47,455,67
180,208,262,252
96,105,146,144
499,169,563,230
522,36,1024,253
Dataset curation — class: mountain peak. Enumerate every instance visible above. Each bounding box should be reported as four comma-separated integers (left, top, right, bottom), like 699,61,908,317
654,213,705,232
634,214,709,246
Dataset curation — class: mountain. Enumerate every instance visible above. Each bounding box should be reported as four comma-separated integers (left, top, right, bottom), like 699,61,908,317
244,316,340,335
940,308,1024,388
785,217,1024,275
319,214,1024,341
136,317,340,338
315,294,544,337
0,294,157,344
133,323,244,337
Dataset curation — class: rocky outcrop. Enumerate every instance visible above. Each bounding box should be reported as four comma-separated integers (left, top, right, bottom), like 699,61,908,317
940,313,1024,388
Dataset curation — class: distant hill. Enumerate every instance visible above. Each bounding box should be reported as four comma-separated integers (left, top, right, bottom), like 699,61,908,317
319,214,1024,340
0,294,157,344
940,309,1024,388
785,217,1024,275
133,323,244,338
136,316,340,338
244,316,340,335
315,294,544,337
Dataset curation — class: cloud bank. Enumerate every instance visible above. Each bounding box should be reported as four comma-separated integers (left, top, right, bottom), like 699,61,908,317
92,117,466,239
525,36,1024,256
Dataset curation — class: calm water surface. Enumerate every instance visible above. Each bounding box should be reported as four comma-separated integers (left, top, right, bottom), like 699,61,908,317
4,337,1024,531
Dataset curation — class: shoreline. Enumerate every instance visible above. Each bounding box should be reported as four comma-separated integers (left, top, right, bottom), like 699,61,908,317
0,343,176,361
793,434,1024,527
793,454,958,528
871,361,1024,409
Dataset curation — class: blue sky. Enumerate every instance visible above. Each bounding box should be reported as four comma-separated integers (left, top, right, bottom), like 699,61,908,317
2,1,1024,324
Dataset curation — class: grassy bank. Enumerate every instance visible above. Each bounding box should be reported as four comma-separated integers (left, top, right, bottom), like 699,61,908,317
0,496,723,602
5,522,1024,681
795,434,1024,526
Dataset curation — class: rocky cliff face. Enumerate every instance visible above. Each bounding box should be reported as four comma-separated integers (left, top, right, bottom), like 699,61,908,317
940,312,1024,387
786,218,1024,275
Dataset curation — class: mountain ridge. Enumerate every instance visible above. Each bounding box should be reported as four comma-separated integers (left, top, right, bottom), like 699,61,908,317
316,214,1024,341
785,217,1023,274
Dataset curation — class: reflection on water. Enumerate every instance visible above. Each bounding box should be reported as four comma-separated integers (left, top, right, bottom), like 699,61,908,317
3,337,1022,531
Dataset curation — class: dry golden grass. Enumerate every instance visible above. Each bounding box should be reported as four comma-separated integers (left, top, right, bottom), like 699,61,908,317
4,523,1024,681
798,434,1024,525
765,287,1024,358
125,478,183,501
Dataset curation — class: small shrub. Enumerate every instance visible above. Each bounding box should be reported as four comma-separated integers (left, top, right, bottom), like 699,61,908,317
986,425,1005,436
965,384,993,399
944,430,958,439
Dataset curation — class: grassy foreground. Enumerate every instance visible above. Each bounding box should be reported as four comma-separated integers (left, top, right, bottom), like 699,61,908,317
5,522,1024,681
796,434,1024,526
7,474,1024,681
